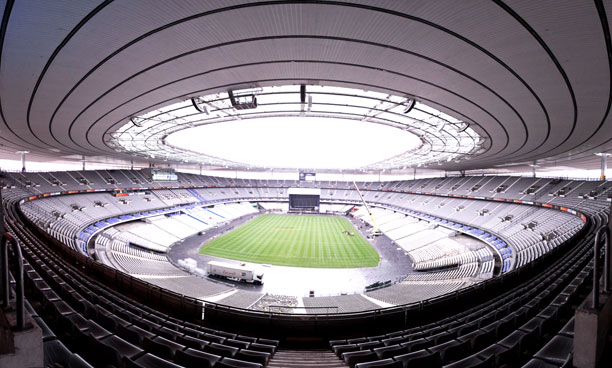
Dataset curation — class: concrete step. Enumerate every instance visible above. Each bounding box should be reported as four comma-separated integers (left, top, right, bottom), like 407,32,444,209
268,349,348,368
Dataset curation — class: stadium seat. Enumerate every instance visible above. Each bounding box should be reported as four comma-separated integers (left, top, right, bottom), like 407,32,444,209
393,349,441,368
176,333,209,350
117,323,156,345
533,335,574,366
235,349,271,365
174,348,221,368
342,350,378,367
204,342,239,357
225,338,251,349
123,353,183,368
355,358,403,368
374,344,410,359
442,354,494,368
142,335,185,360
216,357,263,368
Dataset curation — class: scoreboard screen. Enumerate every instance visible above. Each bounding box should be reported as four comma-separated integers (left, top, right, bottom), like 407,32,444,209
287,188,321,210
299,172,316,181
289,194,320,209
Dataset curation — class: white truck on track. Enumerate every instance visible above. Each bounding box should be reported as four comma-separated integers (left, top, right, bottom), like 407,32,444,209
206,260,264,285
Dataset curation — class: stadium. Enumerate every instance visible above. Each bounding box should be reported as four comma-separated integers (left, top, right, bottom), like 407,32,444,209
0,1,611,368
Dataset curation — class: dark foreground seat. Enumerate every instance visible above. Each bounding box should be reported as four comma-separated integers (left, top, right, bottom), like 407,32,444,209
205,342,239,357
174,348,221,368
355,358,402,368
533,335,574,366
342,350,378,367
394,349,441,368
235,349,271,366
216,357,263,368
123,353,183,368
442,354,494,368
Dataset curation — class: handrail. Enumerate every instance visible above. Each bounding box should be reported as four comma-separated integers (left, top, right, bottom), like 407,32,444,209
592,203,612,309
1,232,24,330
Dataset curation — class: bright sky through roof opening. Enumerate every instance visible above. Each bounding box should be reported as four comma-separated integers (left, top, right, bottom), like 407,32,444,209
166,117,421,169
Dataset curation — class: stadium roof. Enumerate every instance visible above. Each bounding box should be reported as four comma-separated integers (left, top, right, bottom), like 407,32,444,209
0,1,610,172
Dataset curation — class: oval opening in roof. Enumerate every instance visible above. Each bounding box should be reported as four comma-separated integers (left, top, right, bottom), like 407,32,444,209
165,116,421,169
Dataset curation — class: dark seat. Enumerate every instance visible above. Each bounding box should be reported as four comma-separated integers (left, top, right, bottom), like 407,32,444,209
257,338,279,347
433,339,470,363
216,357,263,368
174,348,221,368
204,332,227,344
374,344,410,359
204,342,239,358
67,353,94,368
533,335,574,365
155,325,184,341
330,339,348,347
248,342,275,354
342,350,378,368
56,311,89,336
225,338,251,349
117,323,156,345
401,337,429,352
43,339,72,368
394,349,441,368
97,310,130,333
236,335,258,343
82,334,121,367
101,334,144,363
124,353,183,368
495,317,515,340
82,319,112,340
143,335,185,360
215,330,237,339
476,340,520,368
442,354,494,368
521,358,562,368
235,349,271,366
46,300,76,319
382,336,409,346
333,343,359,356
355,358,403,368
348,337,368,344
471,328,496,351
176,333,209,350
359,341,385,350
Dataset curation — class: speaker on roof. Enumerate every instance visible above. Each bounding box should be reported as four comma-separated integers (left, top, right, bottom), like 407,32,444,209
300,85,306,103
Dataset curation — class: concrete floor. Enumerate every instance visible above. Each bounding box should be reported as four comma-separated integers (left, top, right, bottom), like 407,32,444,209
167,211,414,297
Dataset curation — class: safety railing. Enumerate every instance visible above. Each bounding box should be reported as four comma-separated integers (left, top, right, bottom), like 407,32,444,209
1,232,24,330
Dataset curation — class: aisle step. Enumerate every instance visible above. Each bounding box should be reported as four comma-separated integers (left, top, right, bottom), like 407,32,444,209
268,349,349,368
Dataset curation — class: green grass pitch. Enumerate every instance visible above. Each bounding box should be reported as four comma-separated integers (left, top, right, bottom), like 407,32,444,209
199,214,379,268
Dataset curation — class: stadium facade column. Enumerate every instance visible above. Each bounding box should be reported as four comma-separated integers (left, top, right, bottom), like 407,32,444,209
600,153,609,180
17,151,28,173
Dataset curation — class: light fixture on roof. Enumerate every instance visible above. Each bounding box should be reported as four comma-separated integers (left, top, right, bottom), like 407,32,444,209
403,97,416,114
130,117,145,127
191,97,209,114
455,122,470,132
228,89,257,110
